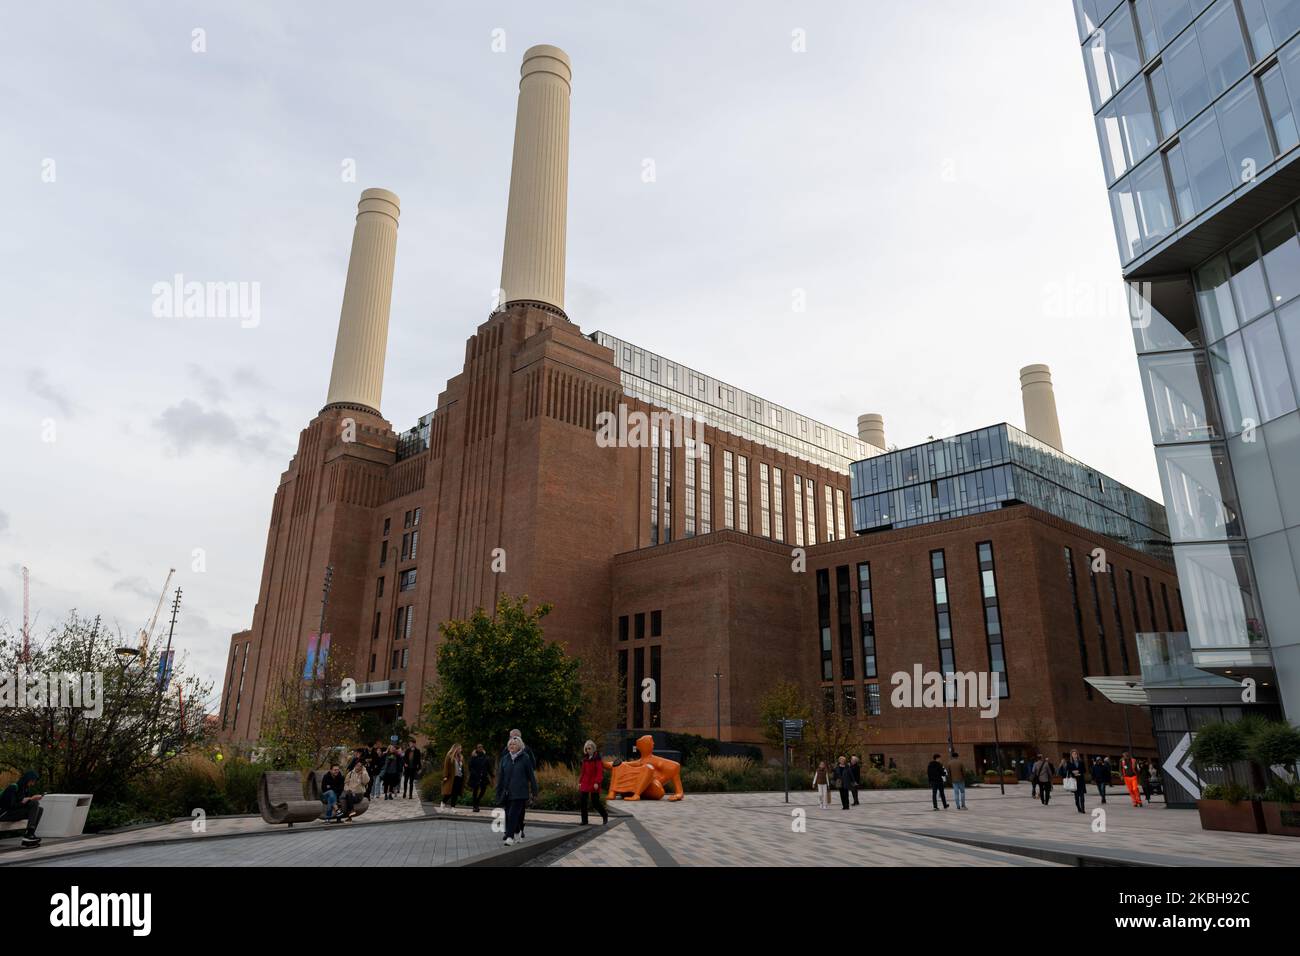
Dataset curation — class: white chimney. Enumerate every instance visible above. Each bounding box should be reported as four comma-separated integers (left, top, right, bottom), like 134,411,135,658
325,188,401,414
499,45,572,316
1019,364,1063,451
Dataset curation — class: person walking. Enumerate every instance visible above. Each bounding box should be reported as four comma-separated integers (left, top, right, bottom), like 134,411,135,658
947,751,968,810
402,742,423,799
1091,756,1109,804
813,761,831,809
440,744,466,811
497,736,539,845
0,771,44,848
381,745,404,800
1028,755,1039,800
1120,752,1143,807
1032,754,1054,806
1064,749,1087,814
500,729,536,839
468,744,492,812
319,763,346,821
367,742,384,798
1139,760,1155,804
834,756,853,810
341,760,370,821
578,740,608,825
927,754,949,811
849,755,862,806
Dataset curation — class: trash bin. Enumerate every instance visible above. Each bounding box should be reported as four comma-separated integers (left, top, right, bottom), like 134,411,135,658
34,794,94,838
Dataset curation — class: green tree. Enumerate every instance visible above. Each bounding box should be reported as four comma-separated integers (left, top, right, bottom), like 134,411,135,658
758,680,811,752
256,652,358,772
0,613,211,804
1189,720,1247,787
419,594,585,766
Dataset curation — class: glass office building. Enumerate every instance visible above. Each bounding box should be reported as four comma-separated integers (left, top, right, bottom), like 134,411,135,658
850,423,1172,559
1076,0,1300,720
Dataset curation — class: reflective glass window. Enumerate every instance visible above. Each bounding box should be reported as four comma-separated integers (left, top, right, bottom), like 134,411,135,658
1135,0,1161,57
1282,39,1300,136
1152,0,1195,47
1166,141,1195,219
1216,80,1273,183
1181,111,1232,214
1139,351,1221,442
1210,332,1260,433
1130,276,1204,351
1264,410,1300,525
1227,426,1286,535
1278,300,1300,384
1166,29,1212,124
1242,313,1299,420
1196,254,1239,339
1229,236,1273,320
1110,176,1145,260
1264,0,1300,40
1075,0,1103,42
1241,0,1277,61
1156,443,1244,541
1149,63,1178,137
1134,153,1176,245
1261,63,1300,153
1174,542,1266,648
1199,0,1250,97
1261,211,1300,305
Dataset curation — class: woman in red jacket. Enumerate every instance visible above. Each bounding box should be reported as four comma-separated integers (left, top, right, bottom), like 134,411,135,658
579,740,609,825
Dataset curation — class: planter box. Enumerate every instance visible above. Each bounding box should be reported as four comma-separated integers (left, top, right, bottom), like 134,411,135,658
1261,802,1300,837
34,793,94,838
1196,798,1265,834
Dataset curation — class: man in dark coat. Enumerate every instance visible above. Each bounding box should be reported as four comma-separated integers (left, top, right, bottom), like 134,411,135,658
319,764,346,820
0,771,44,847
849,755,862,806
497,737,539,844
1091,756,1110,804
402,743,423,799
926,754,949,810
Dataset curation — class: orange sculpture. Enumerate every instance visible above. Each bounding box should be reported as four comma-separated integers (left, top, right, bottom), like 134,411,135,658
603,734,684,801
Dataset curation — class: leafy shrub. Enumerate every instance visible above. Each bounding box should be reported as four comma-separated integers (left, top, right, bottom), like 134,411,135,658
1200,782,1251,804
1247,721,1300,775
85,800,154,833
149,755,232,819
1189,721,1247,785
219,757,265,814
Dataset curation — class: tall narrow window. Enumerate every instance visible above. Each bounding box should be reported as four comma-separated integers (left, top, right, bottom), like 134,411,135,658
1065,548,1093,699
857,562,877,679
842,685,857,717
372,612,381,642
931,550,956,679
699,443,712,534
380,540,388,567
634,647,646,728
1088,567,1113,675
723,450,735,530
760,463,772,537
865,682,881,717
1145,576,1159,632
804,478,817,545
650,646,662,728
399,569,417,591
1160,582,1175,631
816,569,833,680
662,422,672,543
737,455,749,533
1127,568,1143,633
409,530,419,560
650,424,660,545
684,436,697,537
651,610,662,637
1108,564,1132,673
835,488,847,540
793,475,806,546
635,613,645,640
617,650,628,729
773,467,785,542
824,485,837,541
836,565,854,680
977,542,1009,698
376,577,385,598
618,615,629,642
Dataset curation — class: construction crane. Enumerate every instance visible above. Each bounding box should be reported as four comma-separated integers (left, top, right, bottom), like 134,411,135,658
21,566,29,665
138,568,176,659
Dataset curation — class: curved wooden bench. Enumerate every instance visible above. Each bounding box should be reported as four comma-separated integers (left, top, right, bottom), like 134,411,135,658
307,770,369,820
258,771,322,827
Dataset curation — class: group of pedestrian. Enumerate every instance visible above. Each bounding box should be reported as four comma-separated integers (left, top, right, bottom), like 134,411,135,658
813,754,864,809
925,752,969,810
1026,750,1155,812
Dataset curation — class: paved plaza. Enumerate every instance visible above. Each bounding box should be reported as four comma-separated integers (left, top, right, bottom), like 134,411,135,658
5,786,1300,867
555,788,1300,867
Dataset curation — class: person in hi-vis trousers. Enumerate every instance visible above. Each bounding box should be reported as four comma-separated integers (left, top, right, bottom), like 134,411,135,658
1120,752,1143,807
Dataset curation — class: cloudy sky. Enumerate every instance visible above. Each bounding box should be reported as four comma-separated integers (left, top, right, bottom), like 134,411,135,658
0,1,1145,699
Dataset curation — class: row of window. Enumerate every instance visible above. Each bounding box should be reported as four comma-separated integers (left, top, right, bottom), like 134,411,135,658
617,610,663,641
1099,1,1300,263
647,436,847,546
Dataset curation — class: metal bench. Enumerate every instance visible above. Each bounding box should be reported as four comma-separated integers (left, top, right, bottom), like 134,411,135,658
257,771,322,827
307,771,369,821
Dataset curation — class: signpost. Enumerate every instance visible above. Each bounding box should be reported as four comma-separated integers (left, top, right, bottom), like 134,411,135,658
780,718,805,803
